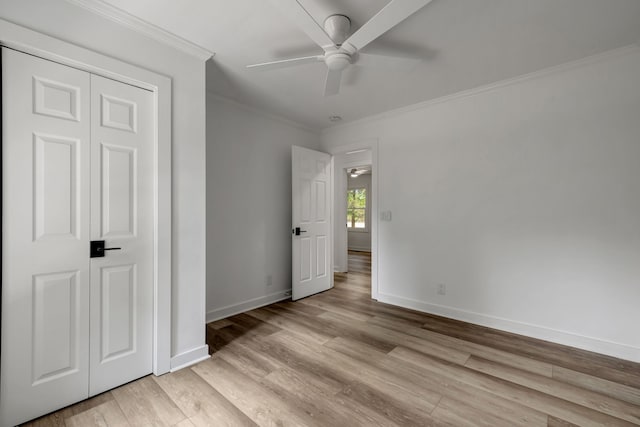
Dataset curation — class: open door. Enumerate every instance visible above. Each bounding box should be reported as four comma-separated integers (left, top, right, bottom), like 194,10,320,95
292,146,332,300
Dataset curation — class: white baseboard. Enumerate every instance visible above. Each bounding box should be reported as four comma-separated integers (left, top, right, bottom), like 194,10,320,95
377,292,640,363
334,264,347,273
170,345,210,372
206,290,291,323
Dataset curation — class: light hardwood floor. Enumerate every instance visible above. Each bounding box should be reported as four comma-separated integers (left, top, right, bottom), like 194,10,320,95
24,251,640,426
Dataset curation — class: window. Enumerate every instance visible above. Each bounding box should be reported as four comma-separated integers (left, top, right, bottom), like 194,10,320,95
347,188,367,230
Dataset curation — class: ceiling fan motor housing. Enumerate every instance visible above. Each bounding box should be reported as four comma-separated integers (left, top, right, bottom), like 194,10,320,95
323,14,351,44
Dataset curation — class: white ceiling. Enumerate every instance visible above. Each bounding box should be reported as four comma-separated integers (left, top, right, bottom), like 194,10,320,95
102,0,640,131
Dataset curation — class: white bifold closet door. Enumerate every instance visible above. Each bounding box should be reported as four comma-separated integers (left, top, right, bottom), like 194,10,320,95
1,47,154,427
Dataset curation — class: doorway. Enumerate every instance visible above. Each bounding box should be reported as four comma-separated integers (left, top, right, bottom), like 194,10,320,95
330,141,378,300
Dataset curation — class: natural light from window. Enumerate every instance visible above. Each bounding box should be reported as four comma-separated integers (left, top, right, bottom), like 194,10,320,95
347,188,366,229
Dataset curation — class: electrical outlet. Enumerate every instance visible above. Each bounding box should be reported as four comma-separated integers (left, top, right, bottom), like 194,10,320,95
437,283,446,295
265,274,273,287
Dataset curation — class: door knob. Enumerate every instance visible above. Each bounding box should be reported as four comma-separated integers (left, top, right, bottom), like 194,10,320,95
90,240,122,258
292,227,307,236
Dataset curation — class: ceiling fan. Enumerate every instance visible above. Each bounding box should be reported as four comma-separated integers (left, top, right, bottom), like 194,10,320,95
247,0,434,96
349,168,368,177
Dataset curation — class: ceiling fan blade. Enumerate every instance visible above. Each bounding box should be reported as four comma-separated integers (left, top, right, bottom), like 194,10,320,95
269,0,337,51
362,42,436,61
324,69,342,96
246,55,324,71
341,0,433,54
356,53,422,71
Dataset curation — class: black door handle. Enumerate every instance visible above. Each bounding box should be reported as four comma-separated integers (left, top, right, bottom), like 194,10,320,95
292,227,307,236
90,240,122,258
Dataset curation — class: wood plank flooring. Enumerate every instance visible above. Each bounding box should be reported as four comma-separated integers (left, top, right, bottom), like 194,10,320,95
24,251,640,426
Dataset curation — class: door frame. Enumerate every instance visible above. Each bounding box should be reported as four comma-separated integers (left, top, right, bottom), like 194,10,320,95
328,139,379,300
0,19,172,374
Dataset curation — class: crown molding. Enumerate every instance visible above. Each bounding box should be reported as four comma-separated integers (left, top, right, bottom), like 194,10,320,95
323,43,640,134
65,0,214,61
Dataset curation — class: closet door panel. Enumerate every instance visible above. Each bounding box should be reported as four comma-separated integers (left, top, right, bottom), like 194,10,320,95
1,47,91,427
89,73,154,396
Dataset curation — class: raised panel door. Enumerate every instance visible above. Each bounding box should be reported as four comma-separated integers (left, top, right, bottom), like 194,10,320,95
89,74,154,396
292,146,332,300
0,47,91,427
1,48,155,426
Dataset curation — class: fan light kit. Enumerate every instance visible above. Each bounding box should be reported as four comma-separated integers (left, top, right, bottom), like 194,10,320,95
248,0,433,96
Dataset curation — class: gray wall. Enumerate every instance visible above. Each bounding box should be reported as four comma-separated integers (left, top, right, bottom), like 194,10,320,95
322,47,640,362
206,95,321,320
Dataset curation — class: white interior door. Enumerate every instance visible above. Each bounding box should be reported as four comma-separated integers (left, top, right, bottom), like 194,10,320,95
0,47,153,426
89,74,154,396
1,47,92,426
291,146,332,300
